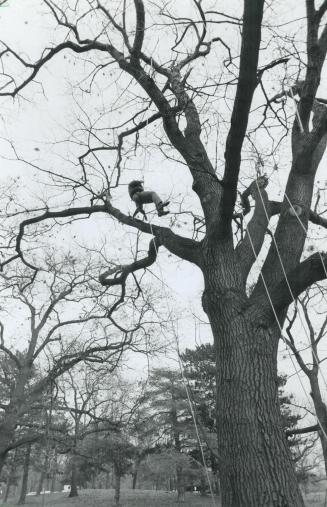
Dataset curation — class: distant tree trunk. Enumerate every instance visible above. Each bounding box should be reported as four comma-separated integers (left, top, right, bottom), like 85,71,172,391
69,456,78,498
211,455,220,495
50,449,57,492
132,455,141,490
0,450,9,478
176,465,185,502
200,474,206,496
4,476,11,503
113,463,121,507
132,469,137,489
36,454,48,496
18,443,32,505
105,470,110,489
36,469,45,496
4,448,17,502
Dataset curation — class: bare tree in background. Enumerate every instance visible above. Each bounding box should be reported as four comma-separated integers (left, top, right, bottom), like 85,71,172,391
0,250,151,475
2,1,327,505
285,287,327,475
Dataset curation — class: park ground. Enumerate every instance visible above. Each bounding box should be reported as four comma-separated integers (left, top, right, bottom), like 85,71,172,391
1,485,327,507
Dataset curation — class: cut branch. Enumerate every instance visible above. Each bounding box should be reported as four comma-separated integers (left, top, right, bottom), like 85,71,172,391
285,424,319,437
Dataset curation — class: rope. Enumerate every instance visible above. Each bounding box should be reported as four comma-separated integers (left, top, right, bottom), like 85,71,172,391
148,218,217,506
255,179,327,394
247,185,327,442
289,85,304,133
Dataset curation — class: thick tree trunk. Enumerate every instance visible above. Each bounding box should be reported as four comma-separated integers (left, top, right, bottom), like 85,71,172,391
69,456,78,497
113,463,121,507
18,443,32,505
203,262,304,507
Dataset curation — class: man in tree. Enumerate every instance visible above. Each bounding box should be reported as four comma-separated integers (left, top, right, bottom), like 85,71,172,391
2,1,327,505
128,180,170,219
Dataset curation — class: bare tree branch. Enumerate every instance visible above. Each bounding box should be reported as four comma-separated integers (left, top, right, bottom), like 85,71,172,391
219,0,265,234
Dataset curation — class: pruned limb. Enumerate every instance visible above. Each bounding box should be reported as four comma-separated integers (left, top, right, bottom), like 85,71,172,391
270,201,327,229
219,0,265,234
285,424,319,437
99,238,159,287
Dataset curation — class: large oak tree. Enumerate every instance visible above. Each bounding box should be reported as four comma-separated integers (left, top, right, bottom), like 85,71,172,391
1,1,327,505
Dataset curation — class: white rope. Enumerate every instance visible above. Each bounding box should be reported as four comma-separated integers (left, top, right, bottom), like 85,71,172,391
255,179,327,394
247,187,327,442
289,85,304,133
148,219,217,506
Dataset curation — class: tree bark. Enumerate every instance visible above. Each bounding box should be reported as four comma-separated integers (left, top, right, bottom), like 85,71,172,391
36,454,48,496
69,455,78,497
4,477,11,503
50,449,57,492
105,470,110,489
18,443,32,505
3,448,18,502
176,464,185,502
0,452,8,480
202,256,305,507
113,463,121,507
132,467,138,490
36,469,45,496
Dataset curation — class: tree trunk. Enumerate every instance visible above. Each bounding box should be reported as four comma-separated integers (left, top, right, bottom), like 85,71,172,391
36,454,48,496
0,452,8,480
200,474,206,496
69,456,78,497
36,469,45,496
132,469,137,490
203,264,305,507
4,448,18,502
50,449,57,492
132,455,141,490
4,478,11,503
176,464,185,502
113,463,121,507
18,443,32,505
105,470,110,489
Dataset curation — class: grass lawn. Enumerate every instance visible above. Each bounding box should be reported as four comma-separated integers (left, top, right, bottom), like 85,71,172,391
0,489,220,507
1,486,327,506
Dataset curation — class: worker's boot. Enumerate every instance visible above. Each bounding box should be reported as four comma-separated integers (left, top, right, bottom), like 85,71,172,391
157,201,170,216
